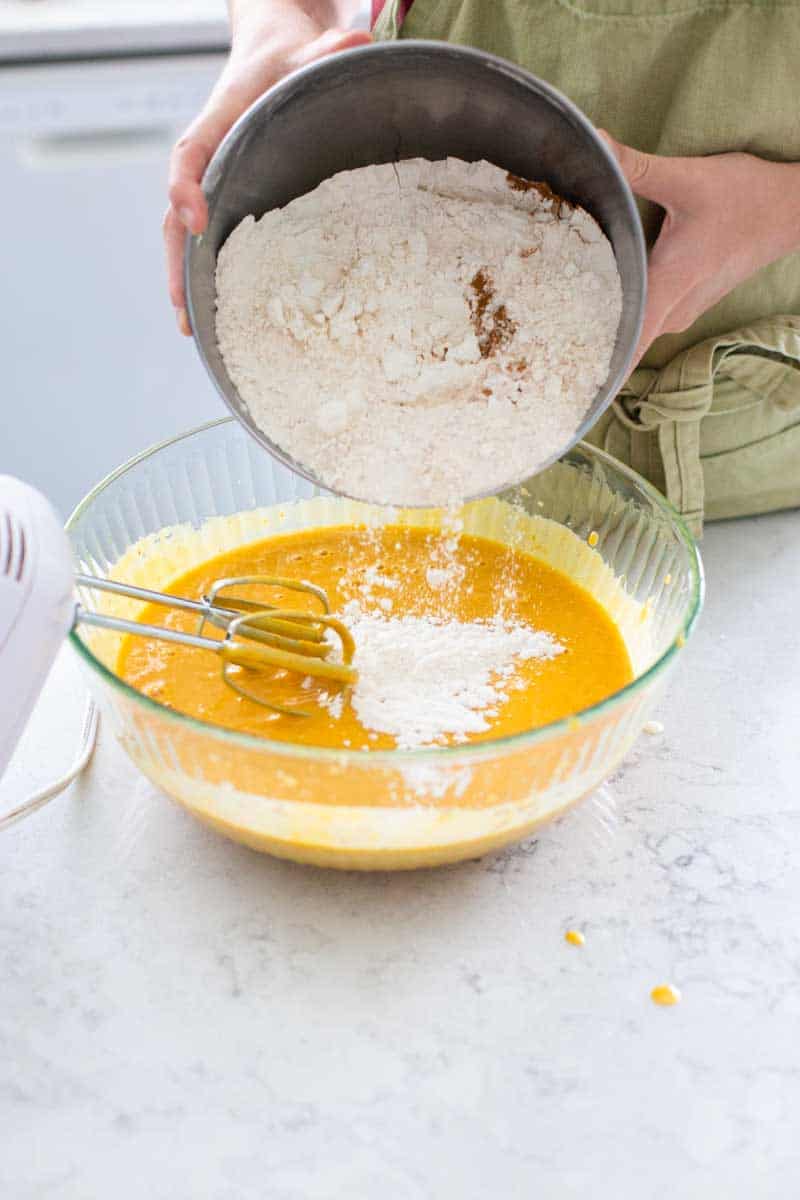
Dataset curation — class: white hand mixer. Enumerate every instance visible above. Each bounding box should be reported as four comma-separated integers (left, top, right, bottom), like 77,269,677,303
0,475,356,825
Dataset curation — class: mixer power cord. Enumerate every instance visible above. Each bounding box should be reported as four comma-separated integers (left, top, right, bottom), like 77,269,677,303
0,699,99,831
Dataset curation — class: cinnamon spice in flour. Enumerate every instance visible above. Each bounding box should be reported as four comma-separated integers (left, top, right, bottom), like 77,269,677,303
469,269,518,359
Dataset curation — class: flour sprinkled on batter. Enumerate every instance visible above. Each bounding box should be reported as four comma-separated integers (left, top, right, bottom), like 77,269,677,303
330,601,564,750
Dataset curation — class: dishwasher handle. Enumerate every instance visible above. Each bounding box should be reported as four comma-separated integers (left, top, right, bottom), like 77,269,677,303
17,126,176,169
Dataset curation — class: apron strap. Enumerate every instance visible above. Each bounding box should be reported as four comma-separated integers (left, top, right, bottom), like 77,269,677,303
611,317,800,535
372,0,404,39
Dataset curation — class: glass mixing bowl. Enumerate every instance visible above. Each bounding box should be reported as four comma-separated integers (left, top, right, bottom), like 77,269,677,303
66,419,703,870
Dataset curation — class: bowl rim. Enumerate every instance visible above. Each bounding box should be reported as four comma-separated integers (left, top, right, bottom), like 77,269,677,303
65,418,704,765
184,37,647,507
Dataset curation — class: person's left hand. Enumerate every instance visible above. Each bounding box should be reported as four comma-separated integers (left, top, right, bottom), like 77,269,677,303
600,132,800,362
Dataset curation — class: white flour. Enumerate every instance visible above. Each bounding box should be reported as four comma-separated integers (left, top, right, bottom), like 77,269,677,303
215,158,622,506
331,600,563,750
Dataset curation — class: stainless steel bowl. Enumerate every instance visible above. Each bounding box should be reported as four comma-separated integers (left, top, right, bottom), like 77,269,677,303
185,39,647,503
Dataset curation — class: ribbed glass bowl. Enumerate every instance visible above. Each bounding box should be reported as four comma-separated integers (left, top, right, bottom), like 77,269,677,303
66,419,702,870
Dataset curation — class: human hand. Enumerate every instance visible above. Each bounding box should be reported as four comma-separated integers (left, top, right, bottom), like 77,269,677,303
600,132,800,362
165,3,371,335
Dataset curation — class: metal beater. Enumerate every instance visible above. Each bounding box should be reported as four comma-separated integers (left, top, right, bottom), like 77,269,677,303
75,571,356,717
0,475,357,828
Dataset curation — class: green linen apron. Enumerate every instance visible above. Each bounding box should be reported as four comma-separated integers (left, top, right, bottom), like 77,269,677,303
374,0,800,533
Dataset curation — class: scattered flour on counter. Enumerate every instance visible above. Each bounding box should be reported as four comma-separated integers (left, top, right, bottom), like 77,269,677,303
328,600,564,750
215,157,623,506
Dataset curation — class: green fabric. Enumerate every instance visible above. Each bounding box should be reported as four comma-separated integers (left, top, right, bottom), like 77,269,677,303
374,0,800,530
585,317,800,534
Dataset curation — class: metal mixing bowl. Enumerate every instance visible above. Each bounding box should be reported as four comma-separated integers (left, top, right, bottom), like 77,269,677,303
185,39,647,503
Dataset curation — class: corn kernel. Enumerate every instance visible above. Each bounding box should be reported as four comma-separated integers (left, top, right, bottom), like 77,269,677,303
651,983,681,1007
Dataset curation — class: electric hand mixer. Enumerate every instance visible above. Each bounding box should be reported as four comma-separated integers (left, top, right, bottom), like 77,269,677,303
0,475,357,814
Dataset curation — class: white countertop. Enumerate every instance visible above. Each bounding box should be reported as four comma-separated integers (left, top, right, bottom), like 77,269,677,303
2,509,799,1197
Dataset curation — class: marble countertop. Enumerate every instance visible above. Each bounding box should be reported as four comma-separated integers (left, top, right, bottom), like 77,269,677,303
2,509,798,1197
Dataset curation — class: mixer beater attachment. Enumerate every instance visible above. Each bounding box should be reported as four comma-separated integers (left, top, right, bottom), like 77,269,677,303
75,572,356,717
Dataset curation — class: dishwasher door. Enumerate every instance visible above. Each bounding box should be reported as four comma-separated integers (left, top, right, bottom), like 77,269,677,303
1,54,227,515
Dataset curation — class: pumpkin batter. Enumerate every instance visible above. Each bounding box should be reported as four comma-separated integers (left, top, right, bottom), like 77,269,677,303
117,524,632,749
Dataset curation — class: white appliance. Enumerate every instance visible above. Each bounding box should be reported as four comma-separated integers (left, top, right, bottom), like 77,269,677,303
0,2,230,61
0,51,228,515
0,475,75,778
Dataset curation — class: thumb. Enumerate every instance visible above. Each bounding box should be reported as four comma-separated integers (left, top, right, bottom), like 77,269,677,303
598,129,681,209
302,27,372,63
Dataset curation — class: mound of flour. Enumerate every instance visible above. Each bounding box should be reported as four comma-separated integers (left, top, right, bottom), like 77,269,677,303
215,158,622,506
329,601,563,750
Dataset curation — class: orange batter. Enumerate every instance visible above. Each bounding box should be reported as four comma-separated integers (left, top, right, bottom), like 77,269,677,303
117,524,632,749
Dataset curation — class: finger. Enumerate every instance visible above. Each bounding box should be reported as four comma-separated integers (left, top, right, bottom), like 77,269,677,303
163,206,193,334
597,130,684,211
302,28,372,64
168,132,212,234
165,110,231,327
631,302,663,363
640,205,726,356
632,246,699,361
630,243,678,362
632,317,661,365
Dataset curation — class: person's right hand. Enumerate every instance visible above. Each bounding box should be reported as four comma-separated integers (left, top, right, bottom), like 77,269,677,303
165,6,371,335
